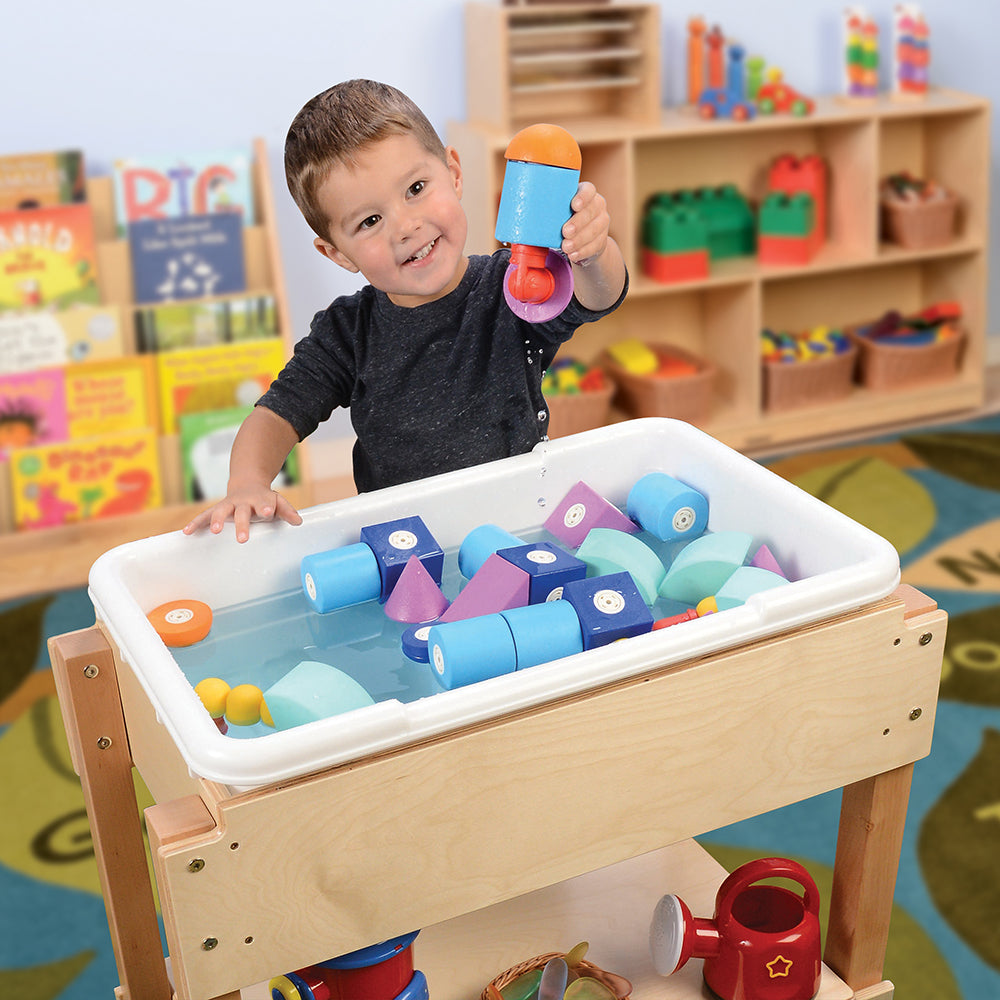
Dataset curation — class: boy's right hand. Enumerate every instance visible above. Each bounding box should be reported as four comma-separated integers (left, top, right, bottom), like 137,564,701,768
183,483,303,544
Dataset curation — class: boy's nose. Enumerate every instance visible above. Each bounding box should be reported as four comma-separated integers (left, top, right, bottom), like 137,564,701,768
395,207,422,241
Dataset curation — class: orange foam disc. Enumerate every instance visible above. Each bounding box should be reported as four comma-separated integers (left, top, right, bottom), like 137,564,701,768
147,599,213,647
504,123,582,170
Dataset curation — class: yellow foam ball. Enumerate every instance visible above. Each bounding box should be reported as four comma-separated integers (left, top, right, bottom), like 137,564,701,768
194,677,231,719
226,683,264,726
696,595,719,616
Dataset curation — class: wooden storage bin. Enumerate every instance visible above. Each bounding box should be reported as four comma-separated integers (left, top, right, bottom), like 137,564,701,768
763,342,857,412
880,190,958,249
544,382,614,438
852,326,965,390
600,343,715,423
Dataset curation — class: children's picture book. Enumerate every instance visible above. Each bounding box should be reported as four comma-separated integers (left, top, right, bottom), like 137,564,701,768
9,427,162,530
0,203,101,310
0,305,124,374
129,214,246,303
0,149,86,211
179,405,298,502
136,294,277,352
65,356,158,440
0,367,69,457
112,149,255,234
155,338,286,433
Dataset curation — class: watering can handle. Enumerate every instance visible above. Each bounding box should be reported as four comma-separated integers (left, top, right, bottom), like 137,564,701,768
715,857,820,920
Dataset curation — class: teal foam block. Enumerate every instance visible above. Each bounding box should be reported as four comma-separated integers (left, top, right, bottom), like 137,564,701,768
715,566,789,611
264,660,375,730
658,531,754,603
576,527,666,606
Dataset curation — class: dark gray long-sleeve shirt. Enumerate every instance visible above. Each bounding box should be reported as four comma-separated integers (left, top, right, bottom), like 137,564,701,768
259,250,626,493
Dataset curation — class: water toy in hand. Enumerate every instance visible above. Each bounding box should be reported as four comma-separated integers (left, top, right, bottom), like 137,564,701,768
495,123,581,323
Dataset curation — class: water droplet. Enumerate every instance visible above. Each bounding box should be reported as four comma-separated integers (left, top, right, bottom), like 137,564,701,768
537,497,547,508
540,467,547,477
537,410,547,421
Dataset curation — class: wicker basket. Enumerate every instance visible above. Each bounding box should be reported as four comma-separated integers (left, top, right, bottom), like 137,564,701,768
600,343,716,423
544,382,615,438
482,951,632,1000
880,190,958,249
852,325,966,390
763,341,858,412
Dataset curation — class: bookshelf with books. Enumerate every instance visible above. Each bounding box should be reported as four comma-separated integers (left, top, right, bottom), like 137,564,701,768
0,139,316,601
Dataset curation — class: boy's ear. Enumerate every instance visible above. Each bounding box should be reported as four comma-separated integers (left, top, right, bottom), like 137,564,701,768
313,237,359,273
445,145,463,199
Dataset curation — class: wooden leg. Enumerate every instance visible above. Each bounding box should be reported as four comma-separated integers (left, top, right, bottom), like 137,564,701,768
823,763,914,990
49,626,173,1000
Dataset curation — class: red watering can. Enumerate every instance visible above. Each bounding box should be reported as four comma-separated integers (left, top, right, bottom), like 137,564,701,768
649,857,822,1000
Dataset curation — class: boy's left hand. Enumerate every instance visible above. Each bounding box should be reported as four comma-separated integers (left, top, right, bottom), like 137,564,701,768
560,181,611,265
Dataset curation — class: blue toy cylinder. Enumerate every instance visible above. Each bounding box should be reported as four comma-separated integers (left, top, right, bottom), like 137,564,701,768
428,614,517,690
301,542,382,613
627,472,709,542
495,159,581,249
501,600,583,670
458,523,524,579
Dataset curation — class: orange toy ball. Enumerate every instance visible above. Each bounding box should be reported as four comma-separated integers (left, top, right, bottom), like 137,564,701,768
147,599,213,647
504,123,582,171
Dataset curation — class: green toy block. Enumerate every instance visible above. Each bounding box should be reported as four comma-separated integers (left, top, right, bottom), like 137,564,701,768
693,184,756,259
643,201,708,253
760,191,815,237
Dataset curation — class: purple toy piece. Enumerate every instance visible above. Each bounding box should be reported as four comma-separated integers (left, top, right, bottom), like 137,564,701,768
503,250,574,323
439,553,530,622
544,480,639,549
750,543,786,578
384,555,450,624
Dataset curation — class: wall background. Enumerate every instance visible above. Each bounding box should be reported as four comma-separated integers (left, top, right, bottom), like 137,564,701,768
3,0,996,443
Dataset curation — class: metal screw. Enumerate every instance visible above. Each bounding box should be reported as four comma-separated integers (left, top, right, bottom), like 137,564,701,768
202,937,218,951
919,633,933,646
96,736,112,750
187,858,206,873
910,708,923,721
83,664,100,678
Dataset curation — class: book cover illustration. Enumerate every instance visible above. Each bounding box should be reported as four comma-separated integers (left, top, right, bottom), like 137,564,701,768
0,149,86,211
112,149,255,234
129,214,245,303
179,405,298,502
0,203,101,310
0,367,68,457
155,338,286,433
65,356,157,440
0,305,123,374
9,427,162,530
136,294,277,351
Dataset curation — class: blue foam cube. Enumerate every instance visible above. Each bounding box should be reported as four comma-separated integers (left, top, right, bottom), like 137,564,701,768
497,541,587,604
359,515,444,602
562,571,654,650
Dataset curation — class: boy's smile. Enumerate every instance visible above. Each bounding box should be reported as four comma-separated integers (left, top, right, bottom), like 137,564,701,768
313,134,469,307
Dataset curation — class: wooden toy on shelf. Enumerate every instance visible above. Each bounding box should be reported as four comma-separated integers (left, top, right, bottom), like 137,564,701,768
893,3,930,98
843,6,880,99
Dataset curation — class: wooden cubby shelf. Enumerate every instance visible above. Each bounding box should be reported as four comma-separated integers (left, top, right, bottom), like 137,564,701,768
452,70,990,454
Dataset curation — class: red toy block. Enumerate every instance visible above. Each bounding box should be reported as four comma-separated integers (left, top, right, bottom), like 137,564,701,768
768,154,827,254
758,233,814,266
642,247,710,284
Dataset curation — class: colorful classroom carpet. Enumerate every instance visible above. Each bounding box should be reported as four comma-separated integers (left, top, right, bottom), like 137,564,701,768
1,412,1000,999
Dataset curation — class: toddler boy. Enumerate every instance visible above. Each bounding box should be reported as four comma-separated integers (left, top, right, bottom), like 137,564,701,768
185,79,627,542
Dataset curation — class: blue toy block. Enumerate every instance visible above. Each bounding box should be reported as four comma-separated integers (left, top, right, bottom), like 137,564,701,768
502,599,584,670
575,528,665,607
627,472,709,542
428,613,517,690
715,565,789,611
458,523,525,579
360,515,444,602
497,541,587,603
301,542,382,614
562,571,654,650
495,159,580,249
658,531,753,604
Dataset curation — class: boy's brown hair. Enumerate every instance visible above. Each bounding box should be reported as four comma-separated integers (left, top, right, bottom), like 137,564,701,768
284,79,447,242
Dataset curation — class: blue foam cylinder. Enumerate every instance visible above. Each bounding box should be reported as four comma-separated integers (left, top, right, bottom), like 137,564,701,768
301,542,381,613
458,523,525,579
428,614,516,690
501,600,583,670
495,160,581,249
627,472,709,542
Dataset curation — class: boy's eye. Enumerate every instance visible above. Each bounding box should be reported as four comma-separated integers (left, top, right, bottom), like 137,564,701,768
359,214,381,231
407,180,426,197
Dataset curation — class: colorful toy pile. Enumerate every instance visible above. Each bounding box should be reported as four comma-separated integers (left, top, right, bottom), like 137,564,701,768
541,357,607,398
605,339,699,380
854,300,961,348
761,327,852,364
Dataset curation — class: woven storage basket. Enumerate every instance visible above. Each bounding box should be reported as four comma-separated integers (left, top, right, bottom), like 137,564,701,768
852,325,965,390
481,952,632,1000
544,382,614,438
880,191,958,249
763,340,858,412
600,343,716,423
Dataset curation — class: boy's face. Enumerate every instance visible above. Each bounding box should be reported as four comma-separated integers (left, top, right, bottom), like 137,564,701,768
313,134,468,308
